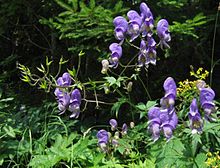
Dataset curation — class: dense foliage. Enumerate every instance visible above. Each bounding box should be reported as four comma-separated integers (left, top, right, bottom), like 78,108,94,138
0,0,220,167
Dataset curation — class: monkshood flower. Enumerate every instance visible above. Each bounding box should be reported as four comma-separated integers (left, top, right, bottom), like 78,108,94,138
122,123,128,135
157,19,171,49
54,72,72,98
97,129,109,152
160,109,178,140
138,40,147,66
200,88,216,118
196,80,206,90
160,77,177,109
113,16,128,41
127,10,142,42
109,43,122,68
188,99,203,134
138,37,157,66
146,36,157,65
69,89,81,118
148,107,161,141
112,131,120,147
58,92,70,115
109,119,118,131
140,2,154,37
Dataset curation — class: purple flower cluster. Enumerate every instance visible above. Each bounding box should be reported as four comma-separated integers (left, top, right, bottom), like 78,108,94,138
102,2,171,72
54,72,81,118
188,82,216,134
148,77,178,141
96,119,128,152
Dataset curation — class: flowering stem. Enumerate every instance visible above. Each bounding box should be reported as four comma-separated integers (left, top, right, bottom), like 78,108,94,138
137,75,151,100
82,99,115,105
119,53,138,77
76,53,82,79
55,62,62,79
125,39,140,50
210,5,219,87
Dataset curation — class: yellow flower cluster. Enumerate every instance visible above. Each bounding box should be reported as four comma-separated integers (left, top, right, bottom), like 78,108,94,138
177,67,209,96
205,151,220,167
190,67,209,80
177,79,197,95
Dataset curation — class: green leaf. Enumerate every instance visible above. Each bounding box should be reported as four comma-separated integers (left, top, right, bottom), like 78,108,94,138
194,153,207,168
3,126,16,138
111,97,128,117
89,0,95,9
55,0,74,12
104,77,117,86
136,103,146,111
67,67,76,77
146,101,157,109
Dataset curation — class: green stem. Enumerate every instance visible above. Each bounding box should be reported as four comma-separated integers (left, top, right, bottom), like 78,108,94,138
76,54,81,79
137,75,151,100
210,8,219,87
119,53,138,77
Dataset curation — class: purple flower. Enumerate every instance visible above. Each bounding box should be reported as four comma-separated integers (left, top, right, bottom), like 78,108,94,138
148,107,161,141
157,19,171,49
148,107,161,120
148,78,178,141
140,2,154,37
160,109,178,141
146,36,157,65
109,43,122,68
56,72,72,87
138,40,147,66
161,125,173,140
57,92,70,115
69,89,81,118
163,77,177,92
138,37,157,66
109,119,118,131
200,88,215,118
188,99,203,134
113,16,128,41
196,80,206,90
148,106,178,141
61,72,72,86
97,129,109,151
127,10,142,42
150,122,161,141
160,77,177,108
122,123,128,135
112,139,119,147
54,88,63,98
54,72,72,98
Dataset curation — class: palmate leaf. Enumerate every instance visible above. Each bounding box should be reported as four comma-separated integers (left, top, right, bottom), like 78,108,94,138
40,0,127,53
111,97,129,118
137,100,157,119
194,153,207,168
156,138,189,168
29,133,79,167
170,13,208,38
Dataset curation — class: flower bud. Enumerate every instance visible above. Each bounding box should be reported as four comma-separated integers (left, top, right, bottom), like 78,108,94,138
130,122,135,128
196,80,206,90
127,81,133,92
122,123,128,135
101,59,109,74
114,131,120,139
